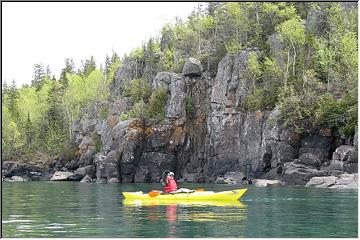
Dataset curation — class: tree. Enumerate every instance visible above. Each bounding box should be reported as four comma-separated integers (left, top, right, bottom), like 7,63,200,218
59,58,75,88
32,63,45,90
276,16,305,86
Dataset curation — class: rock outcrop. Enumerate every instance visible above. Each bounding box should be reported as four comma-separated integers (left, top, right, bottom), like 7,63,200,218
305,174,358,189
4,51,357,186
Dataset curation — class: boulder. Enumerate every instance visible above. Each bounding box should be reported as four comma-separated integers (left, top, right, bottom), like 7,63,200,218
182,57,203,77
295,153,321,168
281,162,327,185
78,146,96,167
80,175,93,183
224,171,246,184
305,176,337,188
152,72,172,91
107,178,120,183
215,177,236,184
334,145,357,162
50,171,75,181
254,179,282,187
11,176,28,182
306,174,358,189
3,161,45,178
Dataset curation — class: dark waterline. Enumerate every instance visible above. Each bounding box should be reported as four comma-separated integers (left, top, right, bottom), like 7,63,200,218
2,182,358,238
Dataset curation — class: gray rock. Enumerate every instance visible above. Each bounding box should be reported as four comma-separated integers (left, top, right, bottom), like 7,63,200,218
295,153,321,168
50,171,74,181
215,177,236,184
135,152,177,183
301,134,332,149
305,176,337,188
182,57,203,77
11,176,28,182
107,178,120,183
281,162,327,185
298,147,330,162
110,98,132,116
165,74,186,118
152,72,173,91
75,165,95,179
224,171,246,183
345,163,358,174
254,179,282,187
306,174,358,189
334,145,357,162
80,175,93,183
354,125,358,148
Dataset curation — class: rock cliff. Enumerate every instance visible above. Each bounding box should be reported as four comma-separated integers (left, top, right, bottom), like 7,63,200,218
3,52,358,186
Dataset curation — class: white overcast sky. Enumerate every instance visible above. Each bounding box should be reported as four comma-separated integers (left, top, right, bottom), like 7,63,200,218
2,2,199,87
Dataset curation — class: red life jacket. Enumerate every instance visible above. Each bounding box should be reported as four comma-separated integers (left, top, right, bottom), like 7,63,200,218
163,176,177,193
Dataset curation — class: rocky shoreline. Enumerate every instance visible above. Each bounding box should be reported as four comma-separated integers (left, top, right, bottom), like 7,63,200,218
2,54,358,190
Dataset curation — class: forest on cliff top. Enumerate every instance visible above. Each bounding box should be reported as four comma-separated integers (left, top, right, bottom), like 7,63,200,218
2,2,358,163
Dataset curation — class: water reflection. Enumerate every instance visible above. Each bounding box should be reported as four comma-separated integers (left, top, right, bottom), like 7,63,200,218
123,199,247,222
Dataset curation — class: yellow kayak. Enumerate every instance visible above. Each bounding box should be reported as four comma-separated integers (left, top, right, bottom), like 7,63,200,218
122,188,247,201
122,199,246,207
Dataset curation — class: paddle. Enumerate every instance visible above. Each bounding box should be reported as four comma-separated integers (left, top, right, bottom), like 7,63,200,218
148,188,205,197
148,191,160,197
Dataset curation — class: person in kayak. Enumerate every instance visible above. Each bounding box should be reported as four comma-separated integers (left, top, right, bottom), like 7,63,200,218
161,170,178,193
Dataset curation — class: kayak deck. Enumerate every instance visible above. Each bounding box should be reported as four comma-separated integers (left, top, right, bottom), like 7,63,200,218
122,188,247,201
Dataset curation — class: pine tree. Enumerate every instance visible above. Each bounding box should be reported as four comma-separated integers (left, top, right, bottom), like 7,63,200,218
31,63,45,90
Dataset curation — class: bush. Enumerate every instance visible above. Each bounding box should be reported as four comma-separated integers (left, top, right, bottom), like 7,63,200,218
99,107,109,119
315,90,357,136
123,78,151,104
119,112,130,121
185,96,195,115
244,88,278,111
147,88,168,119
129,100,147,119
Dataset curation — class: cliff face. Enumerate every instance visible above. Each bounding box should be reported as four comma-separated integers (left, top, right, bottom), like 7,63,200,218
67,49,357,185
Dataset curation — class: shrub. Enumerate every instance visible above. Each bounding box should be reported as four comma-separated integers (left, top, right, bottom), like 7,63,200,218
244,88,278,111
185,96,195,115
99,107,109,119
119,112,130,121
147,88,168,119
129,100,147,119
315,90,357,136
123,78,151,104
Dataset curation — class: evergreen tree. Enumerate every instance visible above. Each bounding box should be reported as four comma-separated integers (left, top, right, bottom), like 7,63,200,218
31,63,45,90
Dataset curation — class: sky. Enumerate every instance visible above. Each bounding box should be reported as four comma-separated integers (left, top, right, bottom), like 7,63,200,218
2,2,199,87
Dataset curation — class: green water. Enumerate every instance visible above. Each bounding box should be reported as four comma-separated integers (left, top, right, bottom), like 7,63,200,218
1,182,358,238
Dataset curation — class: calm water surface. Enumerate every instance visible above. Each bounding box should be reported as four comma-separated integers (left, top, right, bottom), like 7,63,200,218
2,182,358,237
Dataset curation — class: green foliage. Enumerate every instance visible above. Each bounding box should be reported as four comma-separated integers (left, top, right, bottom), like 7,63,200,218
278,71,326,133
147,88,168,119
129,99,147,119
99,107,109,119
244,88,278,111
315,90,357,136
119,112,130,121
92,133,102,152
185,96,195,115
123,78,151,104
